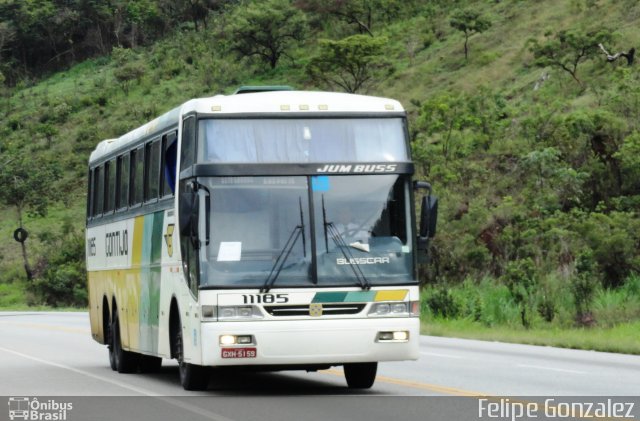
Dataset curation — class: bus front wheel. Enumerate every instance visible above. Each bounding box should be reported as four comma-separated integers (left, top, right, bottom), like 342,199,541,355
175,325,209,390
344,362,377,389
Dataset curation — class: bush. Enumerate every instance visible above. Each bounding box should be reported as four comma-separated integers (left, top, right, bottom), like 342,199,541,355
571,250,598,326
32,262,86,307
31,227,86,308
426,286,460,318
502,258,538,328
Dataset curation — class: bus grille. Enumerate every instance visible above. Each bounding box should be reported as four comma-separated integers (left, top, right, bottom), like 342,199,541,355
264,303,366,317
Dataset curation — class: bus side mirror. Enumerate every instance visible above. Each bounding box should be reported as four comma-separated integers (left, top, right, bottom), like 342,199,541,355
419,195,438,239
414,181,438,251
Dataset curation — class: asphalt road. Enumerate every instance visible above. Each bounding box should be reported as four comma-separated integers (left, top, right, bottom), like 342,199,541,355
1,312,638,421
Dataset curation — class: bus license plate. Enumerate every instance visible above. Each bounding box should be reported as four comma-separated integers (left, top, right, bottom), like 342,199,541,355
221,348,257,358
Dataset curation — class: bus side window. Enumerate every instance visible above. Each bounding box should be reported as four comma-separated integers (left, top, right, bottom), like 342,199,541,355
162,131,177,196
117,154,130,210
105,158,116,214
145,139,161,202
181,116,196,169
131,147,144,206
94,165,104,216
87,169,94,219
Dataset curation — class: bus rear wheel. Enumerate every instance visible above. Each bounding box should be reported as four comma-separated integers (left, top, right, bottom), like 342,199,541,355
112,312,138,373
344,362,377,389
107,322,117,371
175,325,209,390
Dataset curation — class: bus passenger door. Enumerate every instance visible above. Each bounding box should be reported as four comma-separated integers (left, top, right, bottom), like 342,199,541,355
177,115,203,364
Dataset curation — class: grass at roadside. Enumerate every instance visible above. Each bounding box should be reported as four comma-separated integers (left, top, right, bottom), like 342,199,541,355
421,318,640,355
0,281,85,311
0,282,27,309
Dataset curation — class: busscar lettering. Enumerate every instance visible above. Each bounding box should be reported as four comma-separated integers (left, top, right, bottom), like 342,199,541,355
337,257,390,265
105,230,128,257
316,164,397,173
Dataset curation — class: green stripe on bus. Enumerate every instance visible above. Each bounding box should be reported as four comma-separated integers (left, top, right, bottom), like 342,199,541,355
311,290,406,303
139,211,164,354
150,211,164,265
344,291,377,302
312,292,348,303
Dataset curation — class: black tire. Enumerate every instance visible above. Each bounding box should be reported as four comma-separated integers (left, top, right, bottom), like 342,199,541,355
139,355,162,373
175,326,209,390
107,321,117,371
344,362,377,389
113,312,138,373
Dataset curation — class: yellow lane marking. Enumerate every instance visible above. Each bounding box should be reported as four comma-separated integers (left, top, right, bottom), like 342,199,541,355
0,321,89,335
320,368,486,396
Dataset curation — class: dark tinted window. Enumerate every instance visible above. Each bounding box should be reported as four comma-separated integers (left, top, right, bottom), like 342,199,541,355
131,147,144,206
105,159,116,213
145,140,161,201
117,154,130,210
162,131,177,197
94,165,104,216
87,169,94,218
181,116,196,169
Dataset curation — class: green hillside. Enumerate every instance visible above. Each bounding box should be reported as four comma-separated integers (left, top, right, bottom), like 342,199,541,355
0,0,639,350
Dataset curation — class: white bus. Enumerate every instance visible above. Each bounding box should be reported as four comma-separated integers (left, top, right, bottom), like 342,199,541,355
86,88,437,390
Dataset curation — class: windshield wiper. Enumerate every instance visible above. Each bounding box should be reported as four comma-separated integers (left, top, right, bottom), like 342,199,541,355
261,198,306,293
322,195,371,291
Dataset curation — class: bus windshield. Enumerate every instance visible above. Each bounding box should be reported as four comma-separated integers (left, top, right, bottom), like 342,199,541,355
198,175,413,288
198,118,408,163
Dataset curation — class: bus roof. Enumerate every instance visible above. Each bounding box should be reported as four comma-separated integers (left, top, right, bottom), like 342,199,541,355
89,91,405,164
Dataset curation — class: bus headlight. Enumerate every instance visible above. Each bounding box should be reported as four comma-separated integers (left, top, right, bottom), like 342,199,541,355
376,331,410,342
368,301,419,317
217,306,263,321
219,334,255,345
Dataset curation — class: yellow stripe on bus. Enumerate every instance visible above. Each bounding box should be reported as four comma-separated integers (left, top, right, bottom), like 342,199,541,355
374,290,407,301
131,215,145,267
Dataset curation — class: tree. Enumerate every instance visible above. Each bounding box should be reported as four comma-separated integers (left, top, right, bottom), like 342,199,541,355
227,0,308,69
502,258,538,328
415,92,480,160
296,0,402,36
36,123,58,148
0,152,61,280
571,250,598,326
306,35,393,93
0,20,15,55
528,28,613,87
112,47,146,95
449,8,491,61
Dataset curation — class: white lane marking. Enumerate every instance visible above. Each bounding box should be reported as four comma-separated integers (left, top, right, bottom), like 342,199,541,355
420,351,469,360
0,346,235,421
516,363,586,375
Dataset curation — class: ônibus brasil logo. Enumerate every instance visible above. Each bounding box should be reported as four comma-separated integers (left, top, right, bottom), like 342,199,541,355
8,397,73,421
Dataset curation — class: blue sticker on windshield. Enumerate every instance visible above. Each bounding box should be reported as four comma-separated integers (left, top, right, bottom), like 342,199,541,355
311,176,330,191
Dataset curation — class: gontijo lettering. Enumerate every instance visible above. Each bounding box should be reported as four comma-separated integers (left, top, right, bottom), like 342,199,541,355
105,230,128,257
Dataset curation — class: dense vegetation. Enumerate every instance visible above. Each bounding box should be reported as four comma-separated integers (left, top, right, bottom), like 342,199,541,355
0,0,638,343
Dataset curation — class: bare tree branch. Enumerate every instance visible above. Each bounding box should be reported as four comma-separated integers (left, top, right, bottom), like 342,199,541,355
598,43,635,65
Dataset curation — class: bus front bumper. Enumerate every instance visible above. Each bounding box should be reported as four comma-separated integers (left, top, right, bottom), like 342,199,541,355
199,317,420,367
